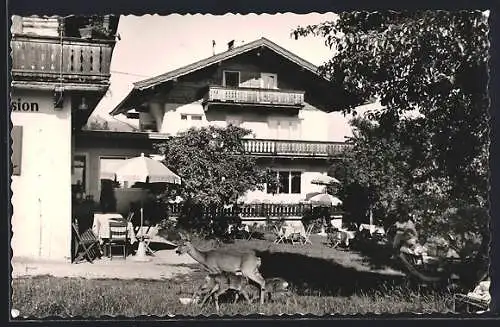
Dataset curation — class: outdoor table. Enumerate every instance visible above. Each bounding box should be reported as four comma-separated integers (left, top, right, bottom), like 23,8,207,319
283,222,307,244
341,229,356,244
92,213,138,244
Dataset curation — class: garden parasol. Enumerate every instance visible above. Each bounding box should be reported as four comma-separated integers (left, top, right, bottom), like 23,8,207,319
305,192,343,206
310,174,341,186
112,153,181,260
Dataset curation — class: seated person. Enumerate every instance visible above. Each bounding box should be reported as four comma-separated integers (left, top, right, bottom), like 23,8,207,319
392,217,417,250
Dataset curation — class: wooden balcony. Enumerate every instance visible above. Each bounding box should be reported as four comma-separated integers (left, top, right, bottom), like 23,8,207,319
11,35,114,86
242,138,350,158
204,85,305,109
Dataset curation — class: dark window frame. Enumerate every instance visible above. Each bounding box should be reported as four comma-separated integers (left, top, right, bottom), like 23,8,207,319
266,170,302,194
223,70,240,88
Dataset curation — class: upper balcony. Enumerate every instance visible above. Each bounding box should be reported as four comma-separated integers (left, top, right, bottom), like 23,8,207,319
203,85,305,110
11,35,115,88
242,138,351,158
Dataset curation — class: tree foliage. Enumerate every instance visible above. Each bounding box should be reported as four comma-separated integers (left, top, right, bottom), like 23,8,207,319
295,10,490,273
154,125,270,233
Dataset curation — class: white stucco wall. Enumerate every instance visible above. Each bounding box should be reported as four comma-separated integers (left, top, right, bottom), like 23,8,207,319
11,89,72,261
157,100,346,142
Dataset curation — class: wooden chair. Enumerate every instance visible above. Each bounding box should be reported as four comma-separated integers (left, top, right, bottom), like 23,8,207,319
72,221,101,264
106,220,129,260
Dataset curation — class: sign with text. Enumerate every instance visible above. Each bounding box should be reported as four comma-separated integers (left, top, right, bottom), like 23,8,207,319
11,98,39,112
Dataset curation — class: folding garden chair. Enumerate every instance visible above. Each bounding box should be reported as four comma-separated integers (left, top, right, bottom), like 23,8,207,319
246,225,256,240
138,224,158,256
125,211,135,224
274,226,286,244
453,294,490,313
302,224,314,245
72,222,101,264
106,220,129,260
327,230,343,249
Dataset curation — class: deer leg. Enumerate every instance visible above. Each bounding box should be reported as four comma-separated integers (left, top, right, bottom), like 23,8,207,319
213,288,227,313
243,270,266,305
240,290,252,304
233,292,240,304
200,285,219,308
214,295,220,313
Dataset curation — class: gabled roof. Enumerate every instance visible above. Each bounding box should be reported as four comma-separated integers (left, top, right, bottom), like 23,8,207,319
134,37,320,90
110,37,324,115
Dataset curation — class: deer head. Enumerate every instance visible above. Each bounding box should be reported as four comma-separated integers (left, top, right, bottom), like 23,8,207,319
175,232,192,255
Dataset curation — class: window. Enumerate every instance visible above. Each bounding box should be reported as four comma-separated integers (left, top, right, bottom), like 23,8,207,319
223,71,240,87
267,170,302,194
278,171,290,194
11,126,23,176
261,73,277,89
180,113,204,129
268,118,302,140
291,171,302,194
227,115,242,127
72,154,87,195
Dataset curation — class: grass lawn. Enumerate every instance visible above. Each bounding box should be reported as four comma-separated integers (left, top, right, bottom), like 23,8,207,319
11,236,455,317
12,274,453,317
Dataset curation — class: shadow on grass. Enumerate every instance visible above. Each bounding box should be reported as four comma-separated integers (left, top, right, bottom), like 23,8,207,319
352,241,396,271
256,250,406,296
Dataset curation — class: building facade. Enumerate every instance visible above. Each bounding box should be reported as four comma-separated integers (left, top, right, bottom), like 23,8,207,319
10,15,119,261
77,38,357,212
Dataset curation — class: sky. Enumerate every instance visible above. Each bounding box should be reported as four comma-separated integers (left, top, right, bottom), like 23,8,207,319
92,13,339,122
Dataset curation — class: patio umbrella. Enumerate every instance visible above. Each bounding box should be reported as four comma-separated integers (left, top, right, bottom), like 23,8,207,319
112,153,181,261
310,174,341,186
306,192,343,206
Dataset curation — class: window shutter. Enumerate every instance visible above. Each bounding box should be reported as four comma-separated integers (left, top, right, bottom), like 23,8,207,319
12,126,23,176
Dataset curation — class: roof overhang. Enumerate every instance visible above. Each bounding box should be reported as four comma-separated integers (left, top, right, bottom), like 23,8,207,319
110,37,342,116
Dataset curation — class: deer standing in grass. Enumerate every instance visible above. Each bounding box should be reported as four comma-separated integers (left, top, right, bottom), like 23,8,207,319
175,232,266,304
194,272,254,312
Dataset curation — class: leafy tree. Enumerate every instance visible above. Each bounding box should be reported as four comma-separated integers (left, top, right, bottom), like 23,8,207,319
294,10,490,281
154,125,270,234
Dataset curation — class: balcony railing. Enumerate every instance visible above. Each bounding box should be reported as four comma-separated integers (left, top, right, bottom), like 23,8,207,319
204,85,305,108
168,203,343,220
242,138,350,157
11,35,114,84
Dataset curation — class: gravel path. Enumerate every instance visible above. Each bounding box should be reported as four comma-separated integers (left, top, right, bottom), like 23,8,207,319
12,249,197,280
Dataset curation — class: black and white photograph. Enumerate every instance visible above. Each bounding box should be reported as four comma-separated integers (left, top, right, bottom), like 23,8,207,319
9,10,492,317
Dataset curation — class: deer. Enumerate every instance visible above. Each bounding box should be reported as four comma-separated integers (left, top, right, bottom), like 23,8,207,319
175,232,267,304
194,274,293,311
194,272,254,312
